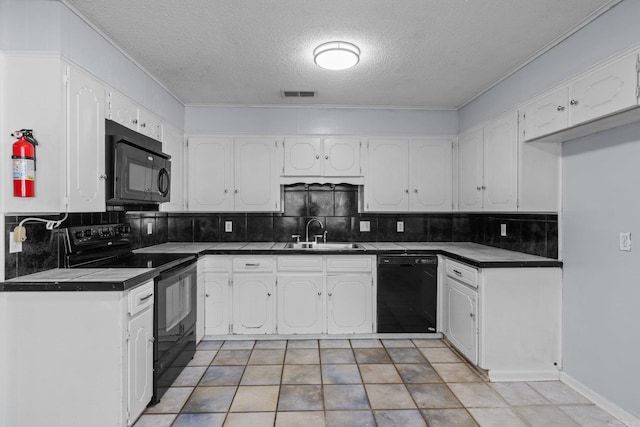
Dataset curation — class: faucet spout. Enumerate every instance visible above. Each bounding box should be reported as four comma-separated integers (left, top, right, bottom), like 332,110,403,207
305,218,324,243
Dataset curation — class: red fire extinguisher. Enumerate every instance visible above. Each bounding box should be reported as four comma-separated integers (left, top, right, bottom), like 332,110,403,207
11,129,38,198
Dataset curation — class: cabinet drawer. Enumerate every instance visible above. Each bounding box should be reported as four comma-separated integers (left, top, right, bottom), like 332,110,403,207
233,256,275,272
327,256,373,273
202,255,231,272
445,259,478,288
277,256,323,272
128,281,154,316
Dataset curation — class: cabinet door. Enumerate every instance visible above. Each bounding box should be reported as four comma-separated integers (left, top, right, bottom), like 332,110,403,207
234,137,280,212
204,273,231,335
569,52,639,126
283,137,322,176
445,277,478,364
187,137,234,211
522,87,569,141
277,274,324,334
232,274,275,334
161,124,185,211
483,111,518,211
108,90,138,132
366,139,409,211
323,138,361,176
457,128,484,211
410,139,453,211
327,274,373,334
66,65,106,212
127,306,154,424
137,108,163,142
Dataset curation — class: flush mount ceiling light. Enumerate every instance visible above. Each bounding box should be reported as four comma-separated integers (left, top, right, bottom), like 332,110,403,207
313,41,360,70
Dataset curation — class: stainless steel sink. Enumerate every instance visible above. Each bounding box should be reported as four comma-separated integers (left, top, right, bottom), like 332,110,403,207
284,242,362,250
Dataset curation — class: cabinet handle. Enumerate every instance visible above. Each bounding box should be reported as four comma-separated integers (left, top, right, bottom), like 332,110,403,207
139,293,153,302
245,263,260,267
570,99,579,106
557,105,565,111
470,313,475,318
205,294,210,297
132,119,138,124
482,186,487,190
140,122,146,128
453,269,463,276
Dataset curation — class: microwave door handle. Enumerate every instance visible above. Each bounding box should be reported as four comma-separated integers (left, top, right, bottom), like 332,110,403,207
158,168,170,197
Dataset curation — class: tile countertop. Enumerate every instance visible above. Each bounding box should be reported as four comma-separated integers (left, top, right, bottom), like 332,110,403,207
0,268,157,292
136,241,562,268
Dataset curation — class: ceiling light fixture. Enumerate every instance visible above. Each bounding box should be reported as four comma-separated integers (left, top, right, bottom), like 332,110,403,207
313,41,360,71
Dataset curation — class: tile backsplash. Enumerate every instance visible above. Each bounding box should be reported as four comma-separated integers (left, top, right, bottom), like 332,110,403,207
4,184,558,279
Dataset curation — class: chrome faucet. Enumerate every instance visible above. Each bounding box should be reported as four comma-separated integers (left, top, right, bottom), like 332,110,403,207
305,218,324,243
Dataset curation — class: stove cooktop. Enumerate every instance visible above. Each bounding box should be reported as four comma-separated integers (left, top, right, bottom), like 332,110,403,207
89,252,196,270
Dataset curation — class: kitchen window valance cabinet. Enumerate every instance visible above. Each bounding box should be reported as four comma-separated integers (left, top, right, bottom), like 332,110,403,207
458,111,518,212
365,138,453,212
0,55,106,213
283,137,361,177
187,136,280,212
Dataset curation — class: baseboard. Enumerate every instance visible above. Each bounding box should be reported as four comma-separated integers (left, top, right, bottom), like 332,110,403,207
560,372,640,427
488,369,560,382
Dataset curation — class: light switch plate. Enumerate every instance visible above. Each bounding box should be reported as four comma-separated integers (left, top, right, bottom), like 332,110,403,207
225,221,233,232
9,232,22,253
360,221,370,232
500,223,507,237
397,221,404,232
619,232,631,251
147,223,153,235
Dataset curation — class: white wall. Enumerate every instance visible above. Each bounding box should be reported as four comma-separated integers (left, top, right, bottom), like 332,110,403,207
563,122,640,419
458,0,640,420
185,105,458,135
0,0,185,130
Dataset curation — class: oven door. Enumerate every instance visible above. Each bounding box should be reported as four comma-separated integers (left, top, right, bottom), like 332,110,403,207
114,141,171,203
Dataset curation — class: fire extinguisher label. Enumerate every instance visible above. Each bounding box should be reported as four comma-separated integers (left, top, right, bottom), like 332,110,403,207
13,158,35,180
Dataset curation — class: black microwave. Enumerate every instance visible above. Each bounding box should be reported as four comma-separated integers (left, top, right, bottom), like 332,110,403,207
105,119,171,207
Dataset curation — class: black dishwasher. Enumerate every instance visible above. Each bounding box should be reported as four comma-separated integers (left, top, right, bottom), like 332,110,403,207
377,255,438,333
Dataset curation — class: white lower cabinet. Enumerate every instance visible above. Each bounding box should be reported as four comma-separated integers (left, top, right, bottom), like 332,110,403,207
442,258,562,381
201,254,375,336
0,281,154,427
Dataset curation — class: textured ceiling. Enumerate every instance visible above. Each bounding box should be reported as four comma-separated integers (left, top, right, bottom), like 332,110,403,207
65,0,620,108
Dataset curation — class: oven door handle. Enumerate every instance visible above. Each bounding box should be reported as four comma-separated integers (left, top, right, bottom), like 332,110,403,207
157,260,196,282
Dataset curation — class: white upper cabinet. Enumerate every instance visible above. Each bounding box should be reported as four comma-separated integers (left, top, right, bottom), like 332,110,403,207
187,137,234,211
522,87,569,142
161,123,185,211
66,63,106,212
108,90,163,142
234,137,280,212
457,128,484,211
522,49,640,142
323,138,361,176
458,111,518,212
568,52,639,126
187,136,280,212
283,137,322,176
283,137,361,177
483,111,518,211
409,139,453,211
366,139,410,211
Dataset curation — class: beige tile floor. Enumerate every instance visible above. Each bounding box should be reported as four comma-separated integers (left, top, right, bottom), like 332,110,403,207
134,338,625,427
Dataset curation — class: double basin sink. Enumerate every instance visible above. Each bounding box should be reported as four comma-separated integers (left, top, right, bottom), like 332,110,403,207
284,242,363,251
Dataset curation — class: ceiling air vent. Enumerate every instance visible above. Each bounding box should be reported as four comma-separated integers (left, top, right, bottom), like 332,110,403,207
281,90,317,98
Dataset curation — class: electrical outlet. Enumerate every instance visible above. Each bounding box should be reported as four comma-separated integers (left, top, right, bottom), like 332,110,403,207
397,221,404,232
500,223,507,237
9,232,22,253
225,221,233,232
147,223,153,235
619,232,631,251
359,220,370,232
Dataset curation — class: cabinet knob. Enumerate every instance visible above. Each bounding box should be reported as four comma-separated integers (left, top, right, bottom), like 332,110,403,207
328,292,333,297
324,155,329,160
405,189,409,194
205,294,210,297
318,292,322,296
99,174,107,180
482,186,487,190
414,189,418,193
557,105,565,111
224,189,228,194
234,189,239,194
316,155,320,159
470,313,475,318
267,292,272,297
132,119,138,124
570,99,579,106
476,186,481,191
140,122,146,128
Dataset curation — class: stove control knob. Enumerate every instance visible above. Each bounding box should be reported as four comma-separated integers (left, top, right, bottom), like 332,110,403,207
75,231,84,239
83,229,92,237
